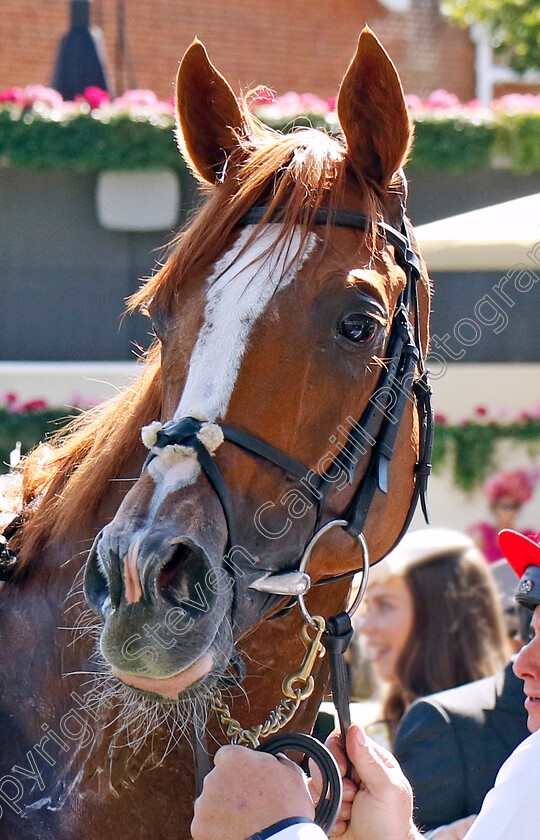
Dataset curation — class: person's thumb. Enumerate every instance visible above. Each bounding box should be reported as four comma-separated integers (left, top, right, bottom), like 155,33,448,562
345,724,400,792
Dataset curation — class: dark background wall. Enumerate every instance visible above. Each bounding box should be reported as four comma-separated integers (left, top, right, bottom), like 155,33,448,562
2,167,539,363
430,271,540,363
0,168,199,362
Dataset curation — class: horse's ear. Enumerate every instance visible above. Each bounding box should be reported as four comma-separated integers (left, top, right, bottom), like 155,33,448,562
176,40,247,183
337,27,412,188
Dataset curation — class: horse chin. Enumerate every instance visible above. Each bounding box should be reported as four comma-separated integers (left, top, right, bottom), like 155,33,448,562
112,652,214,701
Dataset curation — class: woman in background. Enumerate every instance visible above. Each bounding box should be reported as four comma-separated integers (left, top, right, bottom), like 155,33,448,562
358,528,510,746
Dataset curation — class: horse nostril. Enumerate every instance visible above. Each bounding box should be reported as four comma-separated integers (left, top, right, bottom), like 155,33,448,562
156,543,213,609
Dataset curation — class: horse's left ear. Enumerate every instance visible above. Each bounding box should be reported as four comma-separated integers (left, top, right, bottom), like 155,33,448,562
176,40,248,183
337,28,412,188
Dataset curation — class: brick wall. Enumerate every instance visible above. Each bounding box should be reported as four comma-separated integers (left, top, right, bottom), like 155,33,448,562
0,0,476,102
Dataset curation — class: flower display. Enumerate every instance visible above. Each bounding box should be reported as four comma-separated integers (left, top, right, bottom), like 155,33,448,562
0,84,174,117
0,84,540,130
0,83,538,174
1,83,538,122
432,406,540,492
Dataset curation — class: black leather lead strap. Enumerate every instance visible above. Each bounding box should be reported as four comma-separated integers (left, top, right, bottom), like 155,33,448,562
257,732,343,835
321,613,354,749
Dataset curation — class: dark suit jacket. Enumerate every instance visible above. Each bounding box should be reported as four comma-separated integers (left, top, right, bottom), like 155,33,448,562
393,663,530,832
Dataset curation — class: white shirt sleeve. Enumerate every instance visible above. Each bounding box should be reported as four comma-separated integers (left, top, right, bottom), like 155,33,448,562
464,728,540,840
245,817,328,840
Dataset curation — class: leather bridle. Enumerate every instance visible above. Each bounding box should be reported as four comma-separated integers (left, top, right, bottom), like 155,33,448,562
143,204,433,606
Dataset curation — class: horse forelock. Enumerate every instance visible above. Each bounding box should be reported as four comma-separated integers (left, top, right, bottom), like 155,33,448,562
130,122,382,316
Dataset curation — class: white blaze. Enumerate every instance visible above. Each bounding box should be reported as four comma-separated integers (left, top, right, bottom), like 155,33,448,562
144,224,317,509
174,225,317,422
147,454,201,514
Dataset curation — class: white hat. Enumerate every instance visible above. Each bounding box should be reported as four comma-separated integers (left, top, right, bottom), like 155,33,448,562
370,528,477,583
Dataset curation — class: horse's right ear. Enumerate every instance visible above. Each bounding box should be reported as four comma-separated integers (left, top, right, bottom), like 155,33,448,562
176,41,247,183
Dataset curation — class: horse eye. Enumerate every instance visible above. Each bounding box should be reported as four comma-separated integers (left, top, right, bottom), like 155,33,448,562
338,314,378,344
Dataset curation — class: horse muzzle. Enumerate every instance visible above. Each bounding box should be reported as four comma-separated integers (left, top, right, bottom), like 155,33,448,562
83,520,235,698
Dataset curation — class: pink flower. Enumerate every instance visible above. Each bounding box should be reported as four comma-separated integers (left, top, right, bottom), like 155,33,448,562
297,92,328,114
21,398,48,412
265,90,329,115
426,89,461,109
493,94,540,113
474,405,488,416
434,412,447,424
0,391,18,406
405,94,423,110
67,391,102,409
82,86,110,109
274,91,303,114
0,86,25,106
326,96,337,111
153,99,174,115
113,89,158,108
531,403,540,420
6,399,23,414
249,87,275,109
24,85,64,109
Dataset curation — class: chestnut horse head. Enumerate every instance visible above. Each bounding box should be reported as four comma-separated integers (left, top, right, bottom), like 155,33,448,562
80,28,431,706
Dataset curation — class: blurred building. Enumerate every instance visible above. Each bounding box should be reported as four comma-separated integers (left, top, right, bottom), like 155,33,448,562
1,0,476,101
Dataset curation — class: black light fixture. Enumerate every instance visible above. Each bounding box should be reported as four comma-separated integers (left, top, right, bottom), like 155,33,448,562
51,0,110,99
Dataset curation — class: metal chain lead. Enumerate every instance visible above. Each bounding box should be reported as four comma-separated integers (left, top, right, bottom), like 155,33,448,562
211,686,304,747
211,616,326,748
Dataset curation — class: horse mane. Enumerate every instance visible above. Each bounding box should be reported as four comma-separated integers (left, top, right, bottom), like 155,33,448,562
13,348,162,568
14,105,386,571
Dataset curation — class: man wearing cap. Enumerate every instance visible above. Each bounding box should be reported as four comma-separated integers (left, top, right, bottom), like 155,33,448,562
191,529,540,840
458,528,540,839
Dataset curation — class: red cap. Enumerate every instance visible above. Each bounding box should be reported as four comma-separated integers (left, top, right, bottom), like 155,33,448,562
498,529,540,578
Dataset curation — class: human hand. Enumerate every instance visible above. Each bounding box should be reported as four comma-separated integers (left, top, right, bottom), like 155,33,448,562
311,725,421,840
429,815,476,840
191,744,315,840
